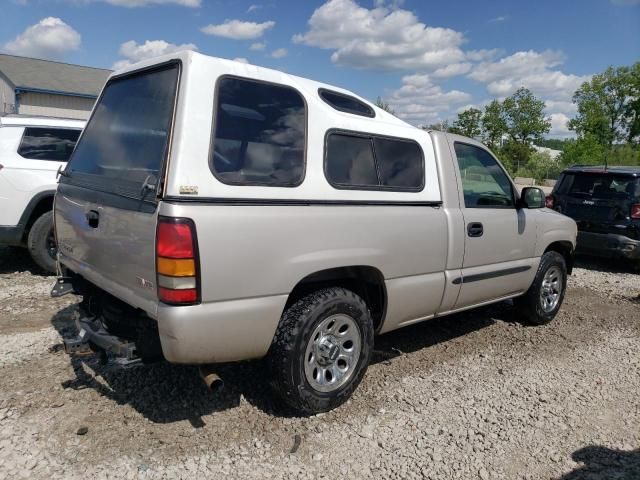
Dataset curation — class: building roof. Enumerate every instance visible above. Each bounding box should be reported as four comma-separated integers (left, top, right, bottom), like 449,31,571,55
0,54,111,98
0,114,84,129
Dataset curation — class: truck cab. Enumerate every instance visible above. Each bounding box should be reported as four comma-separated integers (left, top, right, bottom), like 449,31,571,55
53,51,577,414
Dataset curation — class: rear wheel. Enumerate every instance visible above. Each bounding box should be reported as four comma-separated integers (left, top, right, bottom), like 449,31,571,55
515,251,567,325
27,211,57,274
267,287,373,415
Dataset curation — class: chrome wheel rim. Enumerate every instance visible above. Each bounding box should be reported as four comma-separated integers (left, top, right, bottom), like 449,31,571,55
540,266,562,313
303,314,362,393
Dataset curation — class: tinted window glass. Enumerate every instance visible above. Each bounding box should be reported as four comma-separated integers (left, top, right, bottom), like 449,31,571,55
374,137,423,189
18,128,81,162
66,63,179,195
557,173,638,199
319,89,375,118
454,143,514,208
211,77,306,186
325,134,378,187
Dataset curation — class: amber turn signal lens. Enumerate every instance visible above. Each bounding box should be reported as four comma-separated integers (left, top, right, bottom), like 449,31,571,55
157,257,196,277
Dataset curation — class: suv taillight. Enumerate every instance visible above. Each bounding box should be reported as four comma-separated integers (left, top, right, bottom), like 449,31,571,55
631,204,640,220
156,217,200,305
545,195,554,209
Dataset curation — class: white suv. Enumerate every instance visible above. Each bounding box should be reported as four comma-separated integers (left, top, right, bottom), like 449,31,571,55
0,115,84,272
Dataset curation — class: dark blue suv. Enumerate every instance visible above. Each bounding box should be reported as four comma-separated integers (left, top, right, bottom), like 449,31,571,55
547,166,640,268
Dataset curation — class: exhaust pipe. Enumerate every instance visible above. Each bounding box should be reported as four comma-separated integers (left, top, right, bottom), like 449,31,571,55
199,365,224,393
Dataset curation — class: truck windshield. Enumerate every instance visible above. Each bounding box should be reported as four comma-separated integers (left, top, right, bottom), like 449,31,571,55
558,173,638,199
65,63,179,199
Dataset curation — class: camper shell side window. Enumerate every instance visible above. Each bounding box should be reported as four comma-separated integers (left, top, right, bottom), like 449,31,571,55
210,75,307,187
324,129,425,192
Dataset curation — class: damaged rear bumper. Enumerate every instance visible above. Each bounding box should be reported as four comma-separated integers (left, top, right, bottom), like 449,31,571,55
64,316,142,368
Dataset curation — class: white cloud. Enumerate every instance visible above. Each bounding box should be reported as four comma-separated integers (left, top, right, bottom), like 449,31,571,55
293,0,467,71
233,57,249,63
3,17,81,60
201,20,275,40
250,41,266,51
271,48,287,58
549,113,572,137
469,50,590,101
488,15,508,23
467,49,590,138
431,62,472,79
388,74,472,125
112,39,197,69
102,0,200,6
247,4,261,12
466,48,503,62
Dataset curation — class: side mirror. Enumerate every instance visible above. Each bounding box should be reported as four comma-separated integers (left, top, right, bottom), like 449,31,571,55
520,187,546,209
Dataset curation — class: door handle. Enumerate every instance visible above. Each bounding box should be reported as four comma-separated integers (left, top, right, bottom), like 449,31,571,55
467,222,483,237
86,210,99,228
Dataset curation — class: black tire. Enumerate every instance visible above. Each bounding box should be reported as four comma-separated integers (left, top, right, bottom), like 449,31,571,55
267,287,374,415
515,251,567,325
27,211,57,274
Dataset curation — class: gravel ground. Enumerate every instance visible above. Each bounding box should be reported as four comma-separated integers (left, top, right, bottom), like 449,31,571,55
0,246,638,480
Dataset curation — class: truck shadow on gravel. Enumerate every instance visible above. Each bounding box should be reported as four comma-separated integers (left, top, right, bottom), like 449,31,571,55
557,446,640,480
0,246,50,276
51,302,509,424
574,254,639,274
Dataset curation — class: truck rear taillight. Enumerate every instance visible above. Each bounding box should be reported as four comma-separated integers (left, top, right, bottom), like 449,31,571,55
156,217,200,305
545,195,554,209
631,204,640,220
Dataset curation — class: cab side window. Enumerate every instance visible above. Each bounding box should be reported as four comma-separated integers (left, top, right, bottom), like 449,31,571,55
18,128,81,162
210,76,306,187
454,142,514,208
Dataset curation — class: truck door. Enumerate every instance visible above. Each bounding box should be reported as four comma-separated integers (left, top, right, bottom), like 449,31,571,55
450,141,537,308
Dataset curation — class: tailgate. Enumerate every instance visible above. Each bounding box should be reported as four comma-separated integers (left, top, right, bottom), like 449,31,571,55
56,186,159,313
55,62,180,316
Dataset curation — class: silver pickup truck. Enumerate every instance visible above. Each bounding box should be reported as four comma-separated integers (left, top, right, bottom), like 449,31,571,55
53,52,577,414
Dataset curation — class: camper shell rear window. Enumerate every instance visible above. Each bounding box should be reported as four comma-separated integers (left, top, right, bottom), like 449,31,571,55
63,61,180,200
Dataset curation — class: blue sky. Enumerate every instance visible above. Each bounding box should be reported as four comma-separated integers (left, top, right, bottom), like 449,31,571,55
2,0,639,136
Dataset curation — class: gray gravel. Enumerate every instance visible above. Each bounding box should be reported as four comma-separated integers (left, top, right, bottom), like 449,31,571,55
0,246,639,479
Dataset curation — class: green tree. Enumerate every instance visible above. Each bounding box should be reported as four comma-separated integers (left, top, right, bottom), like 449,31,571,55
481,100,508,150
517,150,563,183
499,139,533,174
502,87,551,145
451,107,483,138
375,96,395,115
626,62,640,144
558,135,607,167
568,64,639,147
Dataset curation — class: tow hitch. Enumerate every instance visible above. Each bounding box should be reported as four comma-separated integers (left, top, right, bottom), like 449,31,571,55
51,277,75,297
63,316,142,368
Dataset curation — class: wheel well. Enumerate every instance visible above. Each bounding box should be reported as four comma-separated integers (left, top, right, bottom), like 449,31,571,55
22,195,54,240
285,266,387,332
544,241,574,274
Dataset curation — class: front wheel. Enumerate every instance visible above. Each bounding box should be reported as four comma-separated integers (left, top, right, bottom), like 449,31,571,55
267,287,374,415
27,211,57,274
515,251,567,325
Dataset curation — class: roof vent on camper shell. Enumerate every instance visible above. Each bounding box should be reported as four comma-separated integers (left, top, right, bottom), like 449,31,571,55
318,88,375,118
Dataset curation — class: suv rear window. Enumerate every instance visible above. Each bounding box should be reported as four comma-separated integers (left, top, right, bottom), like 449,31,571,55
557,173,639,199
65,63,179,198
210,76,306,187
18,127,81,162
